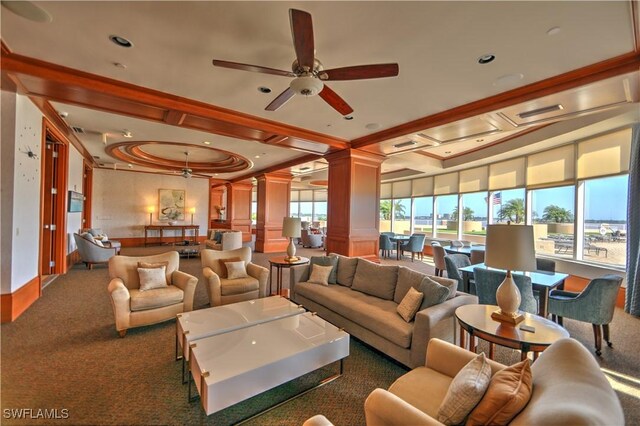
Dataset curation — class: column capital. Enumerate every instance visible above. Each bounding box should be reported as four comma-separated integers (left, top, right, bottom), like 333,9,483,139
255,171,293,182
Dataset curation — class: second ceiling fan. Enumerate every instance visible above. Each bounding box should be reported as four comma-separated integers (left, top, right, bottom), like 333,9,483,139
212,9,399,116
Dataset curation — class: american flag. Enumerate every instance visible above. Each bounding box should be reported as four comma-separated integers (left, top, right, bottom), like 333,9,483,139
492,192,502,205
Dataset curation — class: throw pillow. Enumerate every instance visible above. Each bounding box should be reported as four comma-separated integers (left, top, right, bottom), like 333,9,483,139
430,275,458,300
436,353,492,425
308,264,333,286
214,231,223,244
418,276,450,310
466,360,532,426
138,266,168,291
310,256,338,284
333,254,358,287
217,257,241,278
138,261,170,284
81,232,96,243
225,261,248,280
351,259,398,300
94,239,104,247
394,266,429,304
396,287,424,322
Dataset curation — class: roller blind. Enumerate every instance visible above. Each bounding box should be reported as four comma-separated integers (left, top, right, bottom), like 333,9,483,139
412,177,434,196
314,190,328,201
392,180,412,198
489,158,525,190
380,183,392,199
459,166,488,193
527,145,575,186
290,190,299,202
577,128,631,179
252,188,257,202
299,190,313,202
434,173,459,195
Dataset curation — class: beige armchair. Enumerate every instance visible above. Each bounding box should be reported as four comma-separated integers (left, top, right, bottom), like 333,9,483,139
107,251,198,337
201,247,268,306
204,229,243,251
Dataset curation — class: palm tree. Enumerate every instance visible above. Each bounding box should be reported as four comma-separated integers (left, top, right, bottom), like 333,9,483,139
379,200,392,220
394,201,407,219
452,206,475,221
542,205,574,223
497,198,525,223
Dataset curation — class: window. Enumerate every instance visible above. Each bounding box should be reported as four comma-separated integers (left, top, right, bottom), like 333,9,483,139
531,186,575,257
460,192,487,243
299,202,312,222
392,198,411,235
290,202,299,218
491,189,526,224
583,175,628,267
251,201,257,224
313,201,327,223
436,194,458,239
413,197,433,235
380,199,392,232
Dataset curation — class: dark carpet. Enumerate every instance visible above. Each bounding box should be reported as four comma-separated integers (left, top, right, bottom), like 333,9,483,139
1,245,638,425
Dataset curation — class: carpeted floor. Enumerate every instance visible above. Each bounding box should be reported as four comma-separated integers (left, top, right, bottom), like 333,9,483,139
1,245,638,425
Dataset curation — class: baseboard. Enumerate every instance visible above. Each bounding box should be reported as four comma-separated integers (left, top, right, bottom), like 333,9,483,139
66,249,80,269
1,276,41,323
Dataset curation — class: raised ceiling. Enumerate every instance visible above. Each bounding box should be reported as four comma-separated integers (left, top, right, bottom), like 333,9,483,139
1,1,638,181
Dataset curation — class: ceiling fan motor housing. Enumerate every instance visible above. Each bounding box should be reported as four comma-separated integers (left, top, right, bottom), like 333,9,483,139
290,75,324,96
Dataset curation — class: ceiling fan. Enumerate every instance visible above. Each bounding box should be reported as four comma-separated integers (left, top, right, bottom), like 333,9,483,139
212,9,399,115
180,151,192,178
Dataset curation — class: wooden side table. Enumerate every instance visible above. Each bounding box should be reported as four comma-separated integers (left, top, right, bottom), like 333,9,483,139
455,304,569,362
268,256,310,296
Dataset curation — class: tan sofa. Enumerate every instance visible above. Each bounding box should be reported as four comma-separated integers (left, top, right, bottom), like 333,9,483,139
204,229,242,251
290,255,478,368
365,338,624,425
107,251,198,337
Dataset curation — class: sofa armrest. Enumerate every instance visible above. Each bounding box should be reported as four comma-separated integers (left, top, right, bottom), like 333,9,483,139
365,388,443,426
247,262,269,297
202,266,222,306
171,270,198,312
289,264,310,299
107,278,131,331
410,293,478,367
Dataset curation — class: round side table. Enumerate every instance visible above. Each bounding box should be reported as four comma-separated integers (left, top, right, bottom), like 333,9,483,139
268,256,310,296
455,304,569,362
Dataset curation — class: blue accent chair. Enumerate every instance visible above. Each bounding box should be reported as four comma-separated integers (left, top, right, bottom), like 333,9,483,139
379,234,394,259
473,268,538,314
400,234,426,262
444,254,471,294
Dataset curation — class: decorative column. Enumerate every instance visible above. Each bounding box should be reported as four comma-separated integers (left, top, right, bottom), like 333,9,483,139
209,181,228,229
325,149,384,260
255,172,292,253
225,180,253,242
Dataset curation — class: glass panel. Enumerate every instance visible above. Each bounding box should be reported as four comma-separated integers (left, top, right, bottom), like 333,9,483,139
299,202,313,222
436,194,458,239
583,175,628,267
393,198,411,235
491,189,526,224
251,201,257,224
380,199,392,232
313,201,327,225
461,192,487,244
290,202,299,218
531,186,575,258
413,197,433,235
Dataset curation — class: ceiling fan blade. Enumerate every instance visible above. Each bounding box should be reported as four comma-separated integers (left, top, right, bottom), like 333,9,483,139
289,9,315,70
319,85,353,116
265,87,296,111
212,59,295,77
320,64,399,81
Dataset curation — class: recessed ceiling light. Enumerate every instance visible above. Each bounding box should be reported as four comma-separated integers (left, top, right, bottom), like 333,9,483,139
254,155,260,159
477,54,496,65
113,62,127,69
203,141,211,145
58,111,68,118
344,115,354,120
258,86,272,94
546,26,561,36
365,123,380,130
1,1,52,23
477,139,484,142
214,173,219,176
109,35,133,48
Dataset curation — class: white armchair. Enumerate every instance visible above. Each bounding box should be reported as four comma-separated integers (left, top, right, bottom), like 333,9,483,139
201,247,268,306
204,229,243,251
74,233,117,269
107,251,198,337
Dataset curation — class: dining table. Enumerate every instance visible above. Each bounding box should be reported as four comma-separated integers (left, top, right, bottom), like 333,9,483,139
444,245,485,256
389,235,410,260
458,263,569,318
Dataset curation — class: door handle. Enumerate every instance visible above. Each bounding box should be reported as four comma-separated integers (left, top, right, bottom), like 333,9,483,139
44,224,50,229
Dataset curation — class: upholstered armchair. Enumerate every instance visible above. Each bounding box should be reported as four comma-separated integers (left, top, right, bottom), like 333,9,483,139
74,233,117,269
473,268,538,314
107,251,198,337
400,234,426,262
204,229,243,251
379,234,394,258
431,243,446,277
301,229,324,248
548,274,623,355
201,247,268,306
444,254,471,293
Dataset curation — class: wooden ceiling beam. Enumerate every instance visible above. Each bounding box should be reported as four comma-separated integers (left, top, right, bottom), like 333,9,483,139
230,153,322,183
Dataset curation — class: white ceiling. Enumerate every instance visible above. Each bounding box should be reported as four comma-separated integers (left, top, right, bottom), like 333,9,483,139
2,1,638,179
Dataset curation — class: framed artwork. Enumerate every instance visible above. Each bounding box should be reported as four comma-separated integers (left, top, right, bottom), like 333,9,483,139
68,190,83,212
158,189,185,221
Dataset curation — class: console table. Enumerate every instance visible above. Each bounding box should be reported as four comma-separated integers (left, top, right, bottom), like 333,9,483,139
144,225,199,246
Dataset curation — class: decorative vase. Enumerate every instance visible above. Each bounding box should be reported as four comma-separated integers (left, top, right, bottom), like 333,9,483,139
168,221,177,226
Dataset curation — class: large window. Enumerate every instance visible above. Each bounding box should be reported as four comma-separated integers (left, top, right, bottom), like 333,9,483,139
313,201,327,223
393,198,411,235
461,192,487,243
491,189,526,224
413,197,433,235
583,175,628,267
251,201,257,224
299,202,313,222
290,202,299,218
436,195,458,239
531,186,576,258
380,199,392,232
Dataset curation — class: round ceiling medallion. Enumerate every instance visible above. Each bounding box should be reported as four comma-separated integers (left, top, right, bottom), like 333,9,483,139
105,142,252,175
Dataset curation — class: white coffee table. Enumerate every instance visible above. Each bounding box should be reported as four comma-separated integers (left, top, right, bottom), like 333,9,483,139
188,312,349,417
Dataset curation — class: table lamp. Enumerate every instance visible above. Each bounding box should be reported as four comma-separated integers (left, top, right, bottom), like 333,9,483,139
484,224,536,324
282,217,301,262
189,207,196,225
147,206,155,225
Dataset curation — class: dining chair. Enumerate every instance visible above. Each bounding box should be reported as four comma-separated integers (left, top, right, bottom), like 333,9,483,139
450,240,464,248
473,268,538,314
431,243,446,277
536,258,556,273
444,254,471,293
400,234,426,262
379,234,394,259
469,249,485,265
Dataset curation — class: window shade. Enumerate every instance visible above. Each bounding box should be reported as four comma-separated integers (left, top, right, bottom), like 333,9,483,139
314,190,328,201
412,177,434,196
459,166,488,193
434,173,459,195
489,158,525,190
252,189,257,202
380,183,392,199
392,180,412,198
527,145,575,186
577,128,631,179
299,190,313,202
290,190,299,202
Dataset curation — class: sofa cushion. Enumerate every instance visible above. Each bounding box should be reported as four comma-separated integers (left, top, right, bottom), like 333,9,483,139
296,283,413,348
334,254,358,287
389,366,454,419
430,275,458,300
220,276,259,296
394,266,428,303
308,264,333,286
352,259,398,300
397,287,424,322
467,359,532,426
130,286,183,311
418,277,450,311
310,255,338,284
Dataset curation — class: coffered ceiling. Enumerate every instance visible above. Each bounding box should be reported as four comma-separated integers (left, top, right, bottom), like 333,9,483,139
1,1,639,183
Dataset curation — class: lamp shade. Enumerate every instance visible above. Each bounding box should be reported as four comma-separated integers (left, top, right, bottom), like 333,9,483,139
485,224,536,272
282,217,301,238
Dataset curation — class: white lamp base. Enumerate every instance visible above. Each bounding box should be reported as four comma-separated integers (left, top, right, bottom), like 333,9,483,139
284,237,299,262
492,270,524,325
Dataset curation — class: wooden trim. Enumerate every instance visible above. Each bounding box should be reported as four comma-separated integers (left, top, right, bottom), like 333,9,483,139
1,276,40,323
231,153,321,183
82,161,93,228
66,249,80,269
352,52,640,149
